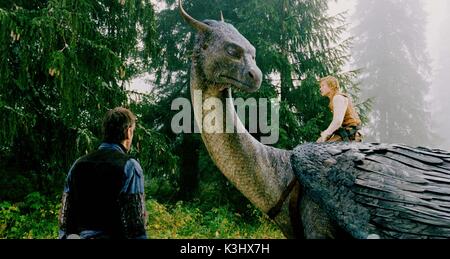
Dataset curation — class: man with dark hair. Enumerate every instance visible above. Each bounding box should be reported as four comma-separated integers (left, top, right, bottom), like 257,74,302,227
59,107,147,239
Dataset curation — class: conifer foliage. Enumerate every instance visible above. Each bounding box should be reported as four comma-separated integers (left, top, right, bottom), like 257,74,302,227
0,0,158,199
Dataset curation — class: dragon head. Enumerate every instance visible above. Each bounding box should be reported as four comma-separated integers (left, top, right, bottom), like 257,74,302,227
179,0,262,93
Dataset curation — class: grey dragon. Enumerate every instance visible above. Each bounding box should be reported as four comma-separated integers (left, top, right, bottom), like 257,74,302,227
178,0,450,239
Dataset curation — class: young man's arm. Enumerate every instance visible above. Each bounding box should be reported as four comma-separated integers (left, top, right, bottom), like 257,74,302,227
118,159,147,239
58,162,78,239
317,95,348,142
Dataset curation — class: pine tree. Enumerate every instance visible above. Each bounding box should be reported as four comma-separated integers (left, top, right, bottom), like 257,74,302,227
234,0,367,147
353,0,434,146
0,0,158,199
150,0,364,201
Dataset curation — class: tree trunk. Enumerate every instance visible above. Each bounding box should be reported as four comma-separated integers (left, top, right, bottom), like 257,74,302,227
176,133,200,200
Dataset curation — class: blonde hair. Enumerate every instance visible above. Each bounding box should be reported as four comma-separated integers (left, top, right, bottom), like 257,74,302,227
319,76,341,96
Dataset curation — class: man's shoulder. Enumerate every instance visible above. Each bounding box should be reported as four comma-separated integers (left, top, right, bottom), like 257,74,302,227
71,149,132,175
84,148,129,160
125,157,143,172
334,93,348,99
127,156,140,163
333,94,349,104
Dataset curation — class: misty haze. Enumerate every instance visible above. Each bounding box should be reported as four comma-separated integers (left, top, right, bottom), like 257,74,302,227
326,0,450,149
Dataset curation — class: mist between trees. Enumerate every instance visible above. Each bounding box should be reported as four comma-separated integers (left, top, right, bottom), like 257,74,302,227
1,0,448,238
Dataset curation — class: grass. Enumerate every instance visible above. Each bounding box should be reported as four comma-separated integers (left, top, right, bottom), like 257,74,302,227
1,193,285,239
146,200,284,239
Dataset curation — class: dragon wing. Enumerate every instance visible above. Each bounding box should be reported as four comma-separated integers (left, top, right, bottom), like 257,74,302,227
291,142,450,239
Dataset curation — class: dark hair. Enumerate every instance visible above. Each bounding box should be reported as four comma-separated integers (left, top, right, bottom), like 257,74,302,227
102,107,137,144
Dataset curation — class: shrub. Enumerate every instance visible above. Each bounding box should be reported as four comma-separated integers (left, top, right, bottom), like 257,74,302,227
1,192,59,239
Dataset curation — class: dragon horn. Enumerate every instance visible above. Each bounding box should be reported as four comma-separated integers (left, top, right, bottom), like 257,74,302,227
178,0,211,32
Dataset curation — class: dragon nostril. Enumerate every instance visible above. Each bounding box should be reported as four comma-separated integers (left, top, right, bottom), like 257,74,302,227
248,71,255,80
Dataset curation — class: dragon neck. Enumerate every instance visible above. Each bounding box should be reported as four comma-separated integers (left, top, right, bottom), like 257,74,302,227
190,65,295,215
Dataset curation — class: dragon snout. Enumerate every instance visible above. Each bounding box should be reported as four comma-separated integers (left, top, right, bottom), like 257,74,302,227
244,67,262,92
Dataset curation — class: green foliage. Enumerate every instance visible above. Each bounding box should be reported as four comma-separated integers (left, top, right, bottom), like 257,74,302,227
1,195,283,239
128,96,182,200
146,199,284,239
0,0,159,200
1,192,59,239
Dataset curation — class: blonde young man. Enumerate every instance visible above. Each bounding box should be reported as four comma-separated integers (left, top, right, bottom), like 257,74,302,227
317,76,362,143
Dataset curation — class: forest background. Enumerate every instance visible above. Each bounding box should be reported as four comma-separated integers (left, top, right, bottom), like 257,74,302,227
1,0,448,238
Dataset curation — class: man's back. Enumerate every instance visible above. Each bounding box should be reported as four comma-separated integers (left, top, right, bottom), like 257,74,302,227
70,147,129,237
60,143,147,239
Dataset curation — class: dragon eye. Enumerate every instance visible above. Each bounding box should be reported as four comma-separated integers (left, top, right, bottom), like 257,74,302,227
226,44,242,59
